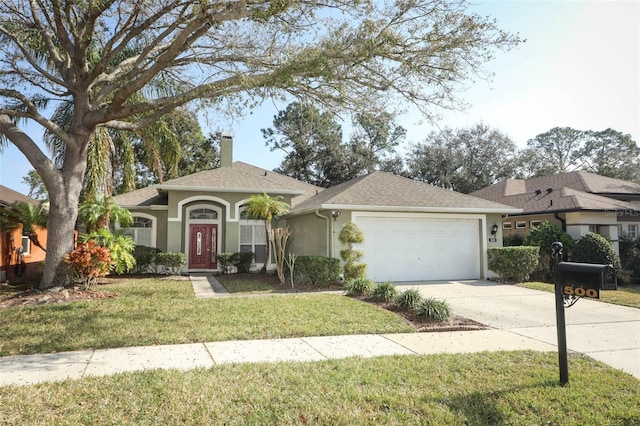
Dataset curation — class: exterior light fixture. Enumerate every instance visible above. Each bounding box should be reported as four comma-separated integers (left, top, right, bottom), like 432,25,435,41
491,223,499,235
331,211,341,221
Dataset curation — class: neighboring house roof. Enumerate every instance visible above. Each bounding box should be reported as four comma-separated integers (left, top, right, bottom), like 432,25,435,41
0,185,39,208
471,171,640,215
288,171,521,216
113,162,322,208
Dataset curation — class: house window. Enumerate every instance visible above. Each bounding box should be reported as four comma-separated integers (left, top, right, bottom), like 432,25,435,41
589,225,600,234
240,209,267,264
189,208,218,220
515,221,526,229
530,220,541,229
21,235,31,255
628,224,639,239
502,222,512,230
122,215,156,248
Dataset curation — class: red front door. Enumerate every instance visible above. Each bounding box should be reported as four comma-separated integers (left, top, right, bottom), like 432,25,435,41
188,224,217,269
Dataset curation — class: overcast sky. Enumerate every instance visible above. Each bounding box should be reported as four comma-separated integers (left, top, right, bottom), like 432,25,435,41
2,0,638,195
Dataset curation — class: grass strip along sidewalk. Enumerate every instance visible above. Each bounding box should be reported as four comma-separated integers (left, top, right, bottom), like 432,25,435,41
1,352,638,425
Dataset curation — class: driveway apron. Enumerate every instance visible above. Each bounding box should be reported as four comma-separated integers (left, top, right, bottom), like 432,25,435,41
395,280,640,379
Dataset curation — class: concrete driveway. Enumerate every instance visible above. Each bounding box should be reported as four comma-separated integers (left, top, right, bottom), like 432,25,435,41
395,280,640,380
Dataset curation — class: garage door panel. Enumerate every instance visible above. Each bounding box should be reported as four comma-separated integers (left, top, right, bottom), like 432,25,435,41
356,216,480,282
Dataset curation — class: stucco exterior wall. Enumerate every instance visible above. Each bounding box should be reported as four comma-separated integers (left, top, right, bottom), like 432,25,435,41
285,211,330,257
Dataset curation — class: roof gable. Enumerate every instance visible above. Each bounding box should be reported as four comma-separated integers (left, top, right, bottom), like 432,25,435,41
113,162,322,208
0,185,39,208
471,171,640,214
290,171,520,214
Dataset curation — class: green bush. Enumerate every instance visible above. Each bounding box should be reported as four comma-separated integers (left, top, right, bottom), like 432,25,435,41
132,245,160,273
344,277,375,296
216,252,236,274
155,252,186,275
80,228,136,275
395,288,423,310
339,249,363,263
343,262,367,280
371,281,398,302
503,234,524,246
294,256,340,287
413,297,451,322
338,221,365,245
234,252,254,273
619,236,640,284
488,246,540,283
571,233,622,276
524,221,574,280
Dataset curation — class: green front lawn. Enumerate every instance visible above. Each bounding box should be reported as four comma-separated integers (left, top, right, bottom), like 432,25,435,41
2,352,638,425
0,278,413,357
518,282,640,309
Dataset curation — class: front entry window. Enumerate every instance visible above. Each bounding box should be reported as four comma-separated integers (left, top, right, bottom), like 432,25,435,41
189,208,218,220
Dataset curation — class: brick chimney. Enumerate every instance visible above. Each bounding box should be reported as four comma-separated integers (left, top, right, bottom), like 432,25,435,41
220,132,233,168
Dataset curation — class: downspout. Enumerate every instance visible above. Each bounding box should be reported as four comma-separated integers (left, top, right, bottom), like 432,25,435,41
315,210,330,257
554,213,566,232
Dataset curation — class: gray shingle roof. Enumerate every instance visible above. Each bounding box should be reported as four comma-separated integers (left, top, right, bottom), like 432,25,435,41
0,185,39,208
113,162,322,208
289,171,521,215
471,171,640,214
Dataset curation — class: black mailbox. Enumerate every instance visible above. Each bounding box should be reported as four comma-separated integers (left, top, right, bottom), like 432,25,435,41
556,262,614,299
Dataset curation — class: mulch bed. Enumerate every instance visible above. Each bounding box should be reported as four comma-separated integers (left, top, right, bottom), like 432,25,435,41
0,272,489,332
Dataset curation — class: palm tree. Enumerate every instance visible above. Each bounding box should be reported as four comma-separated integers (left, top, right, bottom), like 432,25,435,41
244,193,290,273
0,201,48,252
78,197,133,232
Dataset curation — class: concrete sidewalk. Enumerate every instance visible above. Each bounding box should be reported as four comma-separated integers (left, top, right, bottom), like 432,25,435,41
1,276,638,387
0,329,557,387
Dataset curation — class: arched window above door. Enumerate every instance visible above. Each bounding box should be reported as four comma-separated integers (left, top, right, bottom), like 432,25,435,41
189,208,218,220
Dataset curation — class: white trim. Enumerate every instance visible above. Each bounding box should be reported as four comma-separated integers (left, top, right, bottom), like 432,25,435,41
156,185,303,195
119,212,157,248
170,195,231,222
289,204,522,217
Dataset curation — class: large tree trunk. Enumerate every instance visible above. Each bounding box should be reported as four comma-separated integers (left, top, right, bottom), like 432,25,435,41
39,141,87,289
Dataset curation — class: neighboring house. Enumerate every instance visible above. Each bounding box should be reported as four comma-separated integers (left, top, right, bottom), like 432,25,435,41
113,138,520,281
0,185,47,280
471,171,640,254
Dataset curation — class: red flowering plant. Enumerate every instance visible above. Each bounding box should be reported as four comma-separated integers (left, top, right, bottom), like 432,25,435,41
64,240,111,290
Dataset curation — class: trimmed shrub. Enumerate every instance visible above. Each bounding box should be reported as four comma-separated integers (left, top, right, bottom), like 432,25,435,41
155,252,186,275
571,233,622,276
488,246,540,283
216,252,236,274
344,277,375,296
339,249,363,263
371,281,399,302
132,245,160,273
503,234,524,246
338,222,365,245
343,262,367,280
339,221,367,281
234,252,254,273
395,288,423,310
294,255,341,287
619,236,640,285
413,297,451,322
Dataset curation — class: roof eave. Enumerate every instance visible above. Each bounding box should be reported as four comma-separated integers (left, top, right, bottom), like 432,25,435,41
288,204,522,217
155,185,305,195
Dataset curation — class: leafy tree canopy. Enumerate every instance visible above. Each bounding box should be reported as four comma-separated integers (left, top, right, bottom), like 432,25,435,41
406,123,518,193
519,127,640,181
0,0,520,289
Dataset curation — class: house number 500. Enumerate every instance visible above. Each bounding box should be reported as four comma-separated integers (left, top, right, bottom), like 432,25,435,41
563,285,599,299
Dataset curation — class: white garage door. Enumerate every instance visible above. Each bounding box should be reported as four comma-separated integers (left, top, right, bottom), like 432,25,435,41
355,216,481,282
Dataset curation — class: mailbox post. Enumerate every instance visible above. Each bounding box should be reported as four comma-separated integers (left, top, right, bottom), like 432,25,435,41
551,242,612,386
551,242,569,386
